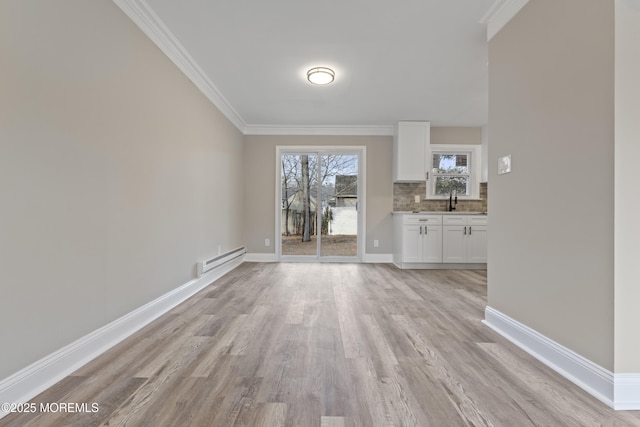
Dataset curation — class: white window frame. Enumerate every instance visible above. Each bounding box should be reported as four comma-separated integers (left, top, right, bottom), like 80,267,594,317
426,144,482,200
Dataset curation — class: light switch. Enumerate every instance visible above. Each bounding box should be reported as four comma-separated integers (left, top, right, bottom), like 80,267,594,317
498,155,512,175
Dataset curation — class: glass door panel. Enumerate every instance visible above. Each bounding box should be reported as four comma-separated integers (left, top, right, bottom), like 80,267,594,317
281,153,318,257
319,154,359,258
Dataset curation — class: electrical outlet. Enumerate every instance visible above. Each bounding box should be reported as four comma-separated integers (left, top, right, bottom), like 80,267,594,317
265,238,270,247
414,195,420,203
373,240,379,248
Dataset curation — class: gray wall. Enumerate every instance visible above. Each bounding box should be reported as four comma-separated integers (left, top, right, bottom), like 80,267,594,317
488,0,614,369
243,135,393,255
431,127,481,146
614,0,640,373
0,1,245,379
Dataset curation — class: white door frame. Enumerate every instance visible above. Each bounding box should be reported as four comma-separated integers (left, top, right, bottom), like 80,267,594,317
275,146,366,262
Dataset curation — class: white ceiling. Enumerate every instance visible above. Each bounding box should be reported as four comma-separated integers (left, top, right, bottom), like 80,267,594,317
141,0,496,131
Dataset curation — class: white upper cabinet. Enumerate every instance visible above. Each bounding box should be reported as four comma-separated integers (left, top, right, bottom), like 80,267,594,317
393,121,430,182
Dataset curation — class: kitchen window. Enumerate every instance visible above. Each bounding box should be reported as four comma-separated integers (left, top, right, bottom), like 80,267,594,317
427,145,481,199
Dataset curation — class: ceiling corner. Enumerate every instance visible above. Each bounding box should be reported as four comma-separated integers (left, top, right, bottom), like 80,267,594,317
480,0,530,42
112,0,247,131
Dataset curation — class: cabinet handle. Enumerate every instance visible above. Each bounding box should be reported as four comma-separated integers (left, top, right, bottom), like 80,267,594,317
425,172,429,180
419,226,422,235
425,226,428,235
464,226,467,235
469,226,472,235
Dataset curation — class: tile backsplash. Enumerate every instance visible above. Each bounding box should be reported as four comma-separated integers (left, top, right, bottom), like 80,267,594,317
394,182,487,212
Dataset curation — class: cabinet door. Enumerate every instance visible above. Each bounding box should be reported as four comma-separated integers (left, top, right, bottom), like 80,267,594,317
393,121,430,182
402,225,422,263
442,226,466,263
467,225,487,263
422,225,443,263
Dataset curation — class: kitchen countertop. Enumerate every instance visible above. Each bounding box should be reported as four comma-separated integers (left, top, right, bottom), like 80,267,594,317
392,211,487,215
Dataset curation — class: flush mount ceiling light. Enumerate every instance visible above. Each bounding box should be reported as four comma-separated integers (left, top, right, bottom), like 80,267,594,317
307,67,335,85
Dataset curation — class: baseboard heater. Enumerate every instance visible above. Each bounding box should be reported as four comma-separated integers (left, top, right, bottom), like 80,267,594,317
197,246,246,278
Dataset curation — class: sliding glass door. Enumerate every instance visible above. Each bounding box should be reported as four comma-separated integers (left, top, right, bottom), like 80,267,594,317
278,148,362,261
281,153,319,256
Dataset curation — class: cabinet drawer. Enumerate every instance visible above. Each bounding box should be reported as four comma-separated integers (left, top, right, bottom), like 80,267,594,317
404,215,442,225
442,215,467,226
469,216,488,226
442,215,489,226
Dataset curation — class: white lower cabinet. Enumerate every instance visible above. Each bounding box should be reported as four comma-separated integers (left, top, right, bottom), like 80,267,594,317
402,224,442,263
442,215,488,263
394,215,442,265
467,225,488,263
442,226,467,263
393,213,487,268
422,225,443,263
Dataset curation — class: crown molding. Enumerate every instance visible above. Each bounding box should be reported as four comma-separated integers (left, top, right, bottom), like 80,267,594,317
113,1,419,138
112,0,246,131
480,0,530,41
244,124,395,136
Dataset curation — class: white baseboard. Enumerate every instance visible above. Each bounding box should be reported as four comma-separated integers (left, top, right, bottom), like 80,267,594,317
483,306,615,408
244,253,277,262
614,374,640,410
395,262,487,270
245,253,393,263
362,253,393,263
0,257,244,419
483,306,640,410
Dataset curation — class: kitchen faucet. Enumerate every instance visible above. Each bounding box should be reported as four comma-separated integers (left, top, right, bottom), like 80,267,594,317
448,190,458,211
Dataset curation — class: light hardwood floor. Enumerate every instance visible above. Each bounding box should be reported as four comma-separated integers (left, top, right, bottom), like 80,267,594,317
2,263,639,426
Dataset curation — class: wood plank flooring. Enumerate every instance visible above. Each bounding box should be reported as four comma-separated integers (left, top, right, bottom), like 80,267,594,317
2,262,639,426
